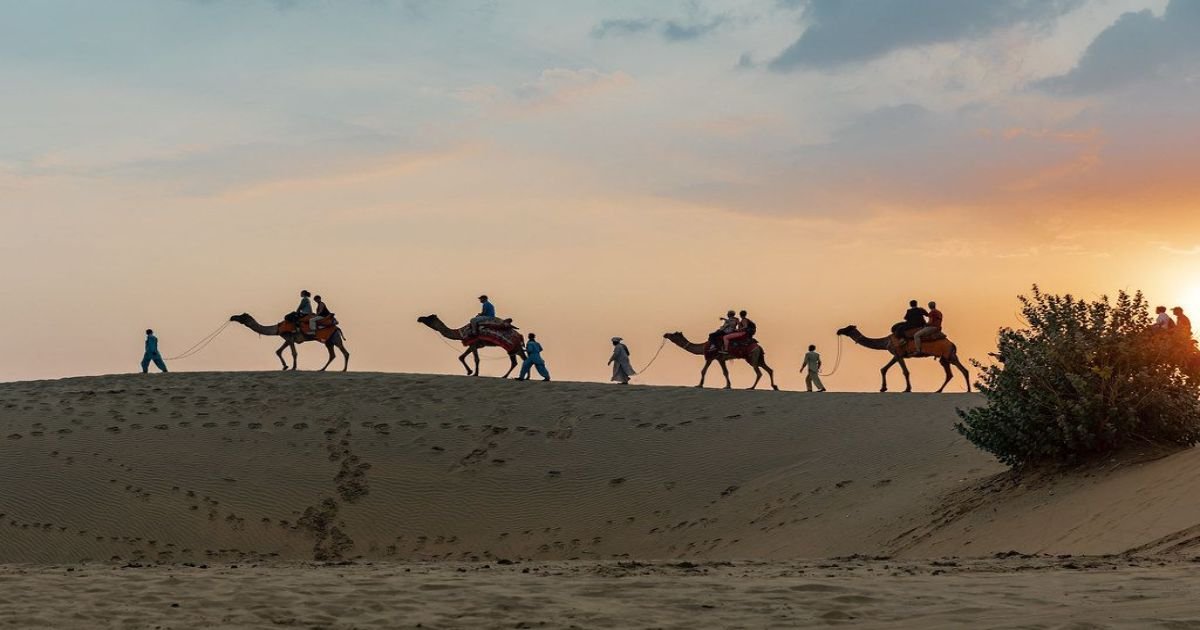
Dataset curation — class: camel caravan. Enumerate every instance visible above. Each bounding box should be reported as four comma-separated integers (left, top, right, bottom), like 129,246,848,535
225,291,969,393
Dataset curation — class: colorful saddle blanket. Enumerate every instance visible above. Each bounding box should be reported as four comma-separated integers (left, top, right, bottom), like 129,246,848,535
706,337,759,359
279,315,339,342
460,320,524,353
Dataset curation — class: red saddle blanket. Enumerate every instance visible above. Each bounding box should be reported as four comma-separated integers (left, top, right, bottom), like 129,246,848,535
279,316,339,343
460,321,524,353
707,338,759,359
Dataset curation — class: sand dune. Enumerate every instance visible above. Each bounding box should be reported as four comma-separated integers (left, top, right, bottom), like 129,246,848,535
4,371,1200,569
8,372,1200,626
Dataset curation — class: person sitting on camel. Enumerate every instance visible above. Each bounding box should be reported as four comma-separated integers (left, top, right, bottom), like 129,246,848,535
470,294,496,337
309,294,333,333
708,310,738,352
913,301,943,354
723,309,756,354
898,299,928,336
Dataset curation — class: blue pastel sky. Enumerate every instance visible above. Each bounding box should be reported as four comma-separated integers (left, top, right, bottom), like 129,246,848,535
4,0,1200,388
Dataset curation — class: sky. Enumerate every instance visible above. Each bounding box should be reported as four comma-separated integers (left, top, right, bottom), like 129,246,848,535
4,0,1200,391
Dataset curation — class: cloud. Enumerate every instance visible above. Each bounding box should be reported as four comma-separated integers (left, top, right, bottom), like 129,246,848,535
769,0,1081,71
1036,0,1200,95
591,15,731,42
511,68,634,110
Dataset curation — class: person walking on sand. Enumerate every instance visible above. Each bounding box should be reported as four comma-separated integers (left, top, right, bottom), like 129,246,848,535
517,333,550,381
799,344,825,392
609,337,635,385
141,329,168,374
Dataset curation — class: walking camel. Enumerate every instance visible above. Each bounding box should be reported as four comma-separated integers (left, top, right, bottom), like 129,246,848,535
836,325,969,393
229,313,350,372
417,314,527,378
664,332,779,390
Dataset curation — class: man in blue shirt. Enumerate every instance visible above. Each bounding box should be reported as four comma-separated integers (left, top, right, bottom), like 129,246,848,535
517,333,550,381
141,329,168,373
469,294,496,336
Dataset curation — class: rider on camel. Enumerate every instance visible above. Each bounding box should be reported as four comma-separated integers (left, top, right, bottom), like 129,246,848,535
709,310,738,352
470,295,496,337
310,294,332,333
914,301,942,354
723,310,756,354
897,300,928,337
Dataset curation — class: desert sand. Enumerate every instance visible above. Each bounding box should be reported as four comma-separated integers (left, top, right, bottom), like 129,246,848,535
3,372,1200,627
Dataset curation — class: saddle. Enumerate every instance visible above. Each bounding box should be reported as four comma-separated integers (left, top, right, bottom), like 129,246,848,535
890,322,946,342
707,336,759,358
476,317,518,331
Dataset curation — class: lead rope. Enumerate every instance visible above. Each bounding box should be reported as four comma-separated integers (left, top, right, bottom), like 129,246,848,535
164,320,232,361
818,335,844,377
631,338,669,377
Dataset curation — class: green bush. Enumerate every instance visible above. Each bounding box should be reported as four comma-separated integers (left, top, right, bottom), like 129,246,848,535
956,286,1200,467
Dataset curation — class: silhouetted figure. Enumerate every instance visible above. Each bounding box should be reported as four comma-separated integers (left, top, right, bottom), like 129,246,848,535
723,310,756,353
517,333,550,381
800,344,825,392
609,337,635,384
470,294,495,336
311,294,332,332
1174,307,1191,338
914,300,943,354
296,290,313,316
708,310,738,352
1154,305,1175,331
141,329,168,374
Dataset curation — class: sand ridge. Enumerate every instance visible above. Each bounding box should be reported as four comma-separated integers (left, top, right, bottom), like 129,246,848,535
6,372,1200,568
0,372,994,565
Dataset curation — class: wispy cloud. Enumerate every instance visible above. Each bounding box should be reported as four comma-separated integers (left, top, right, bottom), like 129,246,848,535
769,0,1082,71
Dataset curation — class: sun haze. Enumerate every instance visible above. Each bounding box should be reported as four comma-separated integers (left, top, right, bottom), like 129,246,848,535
3,0,1198,390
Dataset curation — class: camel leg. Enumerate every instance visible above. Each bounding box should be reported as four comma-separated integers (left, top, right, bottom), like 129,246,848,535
275,341,291,371
760,356,779,391
472,347,481,376
698,358,712,388
320,342,336,372
458,348,475,376
937,358,952,393
339,340,350,372
288,341,298,371
748,362,762,390
953,357,970,392
898,357,912,392
880,357,900,392
720,359,731,390
502,351,523,379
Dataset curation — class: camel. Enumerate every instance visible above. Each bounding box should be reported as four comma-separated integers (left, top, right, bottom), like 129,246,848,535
417,314,527,378
836,325,969,393
229,313,350,372
664,332,779,390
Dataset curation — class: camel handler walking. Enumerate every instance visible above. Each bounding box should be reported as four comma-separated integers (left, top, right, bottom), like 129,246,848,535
914,301,943,355
800,344,825,392
517,333,550,381
141,329,168,374
609,337,635,384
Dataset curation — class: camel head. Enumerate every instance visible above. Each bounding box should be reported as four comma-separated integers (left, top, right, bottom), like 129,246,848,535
417,314,440,328
836,325,859,337
663,332,691,348
230,313,251,324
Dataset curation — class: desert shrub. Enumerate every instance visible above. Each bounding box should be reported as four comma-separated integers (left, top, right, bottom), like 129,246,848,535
956,286,1200,467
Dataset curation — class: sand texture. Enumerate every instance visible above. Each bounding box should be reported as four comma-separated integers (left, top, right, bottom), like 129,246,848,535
5,372,1200,627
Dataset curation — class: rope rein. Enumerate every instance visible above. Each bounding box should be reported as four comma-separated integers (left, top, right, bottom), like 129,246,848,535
818,335,844,377
631,338,669,377
164,320,232,361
